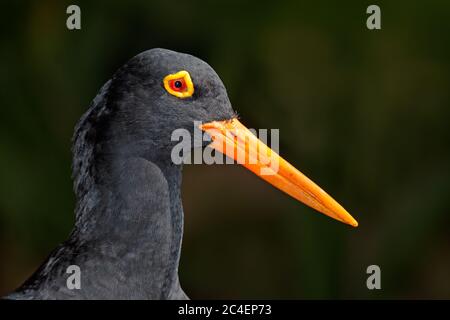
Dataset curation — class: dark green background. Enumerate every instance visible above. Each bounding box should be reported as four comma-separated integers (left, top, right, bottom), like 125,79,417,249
1,0,449,298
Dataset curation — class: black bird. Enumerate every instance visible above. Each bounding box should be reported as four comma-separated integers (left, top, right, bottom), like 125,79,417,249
5,48,357,300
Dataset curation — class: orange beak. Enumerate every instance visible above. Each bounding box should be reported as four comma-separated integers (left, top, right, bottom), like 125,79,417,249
199,118,358,227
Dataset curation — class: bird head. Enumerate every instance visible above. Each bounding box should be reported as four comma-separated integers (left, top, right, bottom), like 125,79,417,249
95,48,358,227
103,48,235,149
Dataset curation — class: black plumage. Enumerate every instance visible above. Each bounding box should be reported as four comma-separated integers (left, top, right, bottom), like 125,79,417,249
5,46,359,300
6,48,236,299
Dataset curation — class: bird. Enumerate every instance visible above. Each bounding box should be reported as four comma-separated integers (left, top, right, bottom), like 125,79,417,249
4,48,357,300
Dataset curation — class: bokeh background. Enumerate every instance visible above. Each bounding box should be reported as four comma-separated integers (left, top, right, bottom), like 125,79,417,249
1,0,449,299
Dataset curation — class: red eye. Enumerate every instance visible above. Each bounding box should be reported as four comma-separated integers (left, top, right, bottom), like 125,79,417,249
169,78,187,92
163,70,194,98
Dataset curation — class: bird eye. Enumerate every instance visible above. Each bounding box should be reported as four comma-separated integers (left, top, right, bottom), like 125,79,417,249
163,70,194,98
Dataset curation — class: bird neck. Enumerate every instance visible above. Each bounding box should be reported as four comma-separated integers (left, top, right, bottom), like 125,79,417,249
68,81,187,297
72,155,185,298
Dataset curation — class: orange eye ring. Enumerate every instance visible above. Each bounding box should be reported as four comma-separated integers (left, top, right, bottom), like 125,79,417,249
163,70,194,98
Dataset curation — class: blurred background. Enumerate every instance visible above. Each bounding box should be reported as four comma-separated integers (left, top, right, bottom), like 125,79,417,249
1,0,449,299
